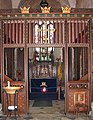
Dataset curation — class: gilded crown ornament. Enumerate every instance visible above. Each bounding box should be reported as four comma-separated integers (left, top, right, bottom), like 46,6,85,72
41,7,51,13
62,6,71,14
20,7,30,14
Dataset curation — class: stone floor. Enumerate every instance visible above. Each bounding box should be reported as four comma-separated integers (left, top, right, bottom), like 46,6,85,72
0,100,92,120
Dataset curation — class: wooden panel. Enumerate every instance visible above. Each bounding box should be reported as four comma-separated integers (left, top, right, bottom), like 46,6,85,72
67,79,89,113
68,91,74,112
18,91,26,113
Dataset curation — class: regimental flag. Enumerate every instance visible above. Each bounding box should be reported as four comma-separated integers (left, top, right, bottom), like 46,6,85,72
58,63,62,81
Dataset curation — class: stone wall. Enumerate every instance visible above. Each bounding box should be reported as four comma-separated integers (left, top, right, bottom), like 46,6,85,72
76,0,93,8
0,0,12,9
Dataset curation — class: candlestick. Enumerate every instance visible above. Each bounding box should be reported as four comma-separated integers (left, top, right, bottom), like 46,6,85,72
8,81,10,88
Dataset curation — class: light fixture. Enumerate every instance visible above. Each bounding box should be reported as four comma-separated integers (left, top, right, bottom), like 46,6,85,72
40,0,48,8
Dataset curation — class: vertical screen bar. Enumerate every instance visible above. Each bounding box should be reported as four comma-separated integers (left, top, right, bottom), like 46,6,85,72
70,21,72,43
80,21,82,43
16,21,18,44
6,21,8,44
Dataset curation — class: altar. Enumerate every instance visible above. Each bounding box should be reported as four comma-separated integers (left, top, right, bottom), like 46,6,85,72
29,78,58,100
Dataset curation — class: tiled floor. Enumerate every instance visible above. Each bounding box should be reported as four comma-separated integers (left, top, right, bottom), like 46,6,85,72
0,100,92,120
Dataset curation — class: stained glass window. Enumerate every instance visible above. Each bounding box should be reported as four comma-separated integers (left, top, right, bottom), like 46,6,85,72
34,20,55,61
34,21,55,44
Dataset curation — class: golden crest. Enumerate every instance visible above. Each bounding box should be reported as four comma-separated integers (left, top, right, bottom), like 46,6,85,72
20,7,30,14
62,7,71,14
41,7,51,13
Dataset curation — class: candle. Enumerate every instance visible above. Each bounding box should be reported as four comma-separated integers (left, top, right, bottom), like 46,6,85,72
8,81,10,87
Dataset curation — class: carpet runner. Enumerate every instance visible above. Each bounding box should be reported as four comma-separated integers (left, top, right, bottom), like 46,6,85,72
32,100,52,107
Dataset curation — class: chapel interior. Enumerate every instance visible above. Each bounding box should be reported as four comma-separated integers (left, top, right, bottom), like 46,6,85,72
0,0,93,117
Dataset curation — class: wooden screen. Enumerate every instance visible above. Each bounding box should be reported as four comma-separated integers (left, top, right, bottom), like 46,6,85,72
67,19,90,44
3,20,25,44
27,19,65,44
